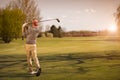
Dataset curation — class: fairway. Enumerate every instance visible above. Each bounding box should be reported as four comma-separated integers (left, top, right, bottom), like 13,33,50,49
0,37,120,80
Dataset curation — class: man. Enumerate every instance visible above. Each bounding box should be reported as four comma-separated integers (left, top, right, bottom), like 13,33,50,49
22,18,41,76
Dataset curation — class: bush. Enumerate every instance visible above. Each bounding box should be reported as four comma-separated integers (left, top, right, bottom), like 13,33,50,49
0,8,25,43
41,33,46,38
46,33,53,38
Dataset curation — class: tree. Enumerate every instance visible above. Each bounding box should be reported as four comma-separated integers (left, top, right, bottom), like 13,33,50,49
9,0,41,22
0,8,25,43
0,9,3,37
50,25,59,37
115,5,120,36
58,26,63,38
49,25,64,38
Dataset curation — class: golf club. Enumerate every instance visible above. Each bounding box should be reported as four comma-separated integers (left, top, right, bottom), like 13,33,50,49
40,18,60,23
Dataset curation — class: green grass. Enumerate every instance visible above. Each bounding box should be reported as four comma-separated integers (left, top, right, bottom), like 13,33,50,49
0,37,120,80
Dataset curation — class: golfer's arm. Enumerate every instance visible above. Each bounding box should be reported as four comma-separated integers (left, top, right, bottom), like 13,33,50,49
22,23,28,34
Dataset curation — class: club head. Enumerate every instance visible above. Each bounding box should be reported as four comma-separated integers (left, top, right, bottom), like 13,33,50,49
56,18,60,23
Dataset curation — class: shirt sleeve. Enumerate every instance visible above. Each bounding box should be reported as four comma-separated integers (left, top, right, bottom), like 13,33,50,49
22,23,28,37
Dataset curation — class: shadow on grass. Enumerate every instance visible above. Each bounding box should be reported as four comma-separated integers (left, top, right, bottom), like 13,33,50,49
39,50,120,62
0,72,33,78
0,50,120,78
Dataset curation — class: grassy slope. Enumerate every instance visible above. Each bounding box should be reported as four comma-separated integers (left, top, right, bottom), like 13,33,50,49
0,37,120,80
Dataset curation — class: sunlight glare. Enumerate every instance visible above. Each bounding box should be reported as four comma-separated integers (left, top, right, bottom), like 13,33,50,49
107,25,117,32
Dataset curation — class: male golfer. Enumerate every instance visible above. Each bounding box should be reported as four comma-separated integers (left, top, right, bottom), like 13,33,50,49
22,18,41,76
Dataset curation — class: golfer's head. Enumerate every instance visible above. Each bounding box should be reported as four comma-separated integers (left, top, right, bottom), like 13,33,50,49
32,19,39,26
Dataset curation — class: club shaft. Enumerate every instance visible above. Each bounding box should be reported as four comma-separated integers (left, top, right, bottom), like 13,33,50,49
39,19,57,22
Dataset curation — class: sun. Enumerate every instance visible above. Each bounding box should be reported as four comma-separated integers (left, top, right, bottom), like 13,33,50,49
107,25,117,32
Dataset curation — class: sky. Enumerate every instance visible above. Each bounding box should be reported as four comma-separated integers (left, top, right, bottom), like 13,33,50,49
0,0,120,31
